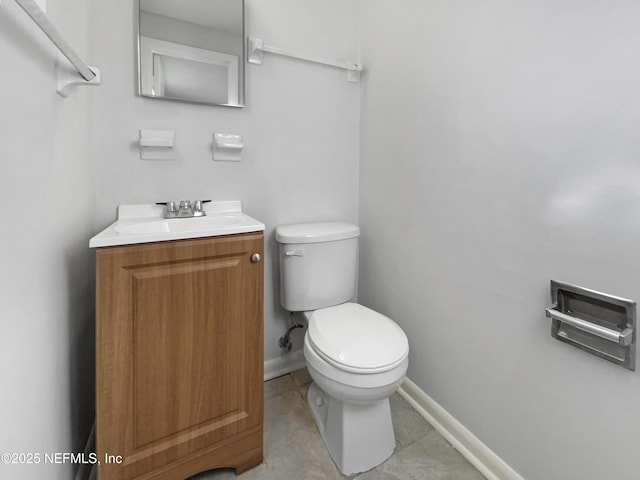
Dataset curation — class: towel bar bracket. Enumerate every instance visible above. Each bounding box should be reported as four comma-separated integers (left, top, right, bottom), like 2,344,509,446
57,61,101,98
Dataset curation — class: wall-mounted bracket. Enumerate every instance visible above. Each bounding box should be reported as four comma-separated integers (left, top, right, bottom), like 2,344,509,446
56,61,101,98
213,133,244,162
139,129,176,160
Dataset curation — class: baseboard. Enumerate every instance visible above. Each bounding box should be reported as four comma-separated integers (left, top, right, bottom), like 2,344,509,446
264,349,306,381
74,422,96,480
398,378,525,480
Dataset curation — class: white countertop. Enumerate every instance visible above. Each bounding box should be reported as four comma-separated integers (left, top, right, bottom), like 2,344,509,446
89,200,265,248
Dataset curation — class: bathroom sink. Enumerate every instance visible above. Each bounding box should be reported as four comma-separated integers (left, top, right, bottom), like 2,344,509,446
89,201,264,248
114,214,244,235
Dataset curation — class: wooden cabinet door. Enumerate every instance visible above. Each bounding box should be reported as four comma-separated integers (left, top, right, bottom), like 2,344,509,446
96,233,264,480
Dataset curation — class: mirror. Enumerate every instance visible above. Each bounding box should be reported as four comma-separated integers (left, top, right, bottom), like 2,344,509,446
137,0,245,107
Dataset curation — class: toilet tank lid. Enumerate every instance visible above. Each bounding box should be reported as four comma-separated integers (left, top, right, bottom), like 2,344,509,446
276,222,360,244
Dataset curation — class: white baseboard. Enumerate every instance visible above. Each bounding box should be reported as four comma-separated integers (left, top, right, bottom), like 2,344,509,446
264,349,306,381
398,378,525,480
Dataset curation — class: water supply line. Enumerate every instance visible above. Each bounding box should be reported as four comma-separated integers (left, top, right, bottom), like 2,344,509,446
279,312,304,353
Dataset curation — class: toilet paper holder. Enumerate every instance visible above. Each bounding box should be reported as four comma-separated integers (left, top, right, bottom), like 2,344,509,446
545,280,636,370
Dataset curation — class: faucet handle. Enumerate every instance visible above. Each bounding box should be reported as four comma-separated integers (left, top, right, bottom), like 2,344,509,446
167,201,178,214
156,201,178,217
193,199,211,216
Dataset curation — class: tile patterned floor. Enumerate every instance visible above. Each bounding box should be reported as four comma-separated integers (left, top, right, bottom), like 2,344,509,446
190,369,485,480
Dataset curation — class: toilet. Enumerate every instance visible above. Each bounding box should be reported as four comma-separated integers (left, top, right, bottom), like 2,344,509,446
275,222,409,475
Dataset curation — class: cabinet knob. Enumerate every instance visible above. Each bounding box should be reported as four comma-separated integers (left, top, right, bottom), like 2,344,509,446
251,253,261,263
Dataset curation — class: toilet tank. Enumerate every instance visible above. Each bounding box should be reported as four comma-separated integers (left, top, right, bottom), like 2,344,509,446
275,222,360,312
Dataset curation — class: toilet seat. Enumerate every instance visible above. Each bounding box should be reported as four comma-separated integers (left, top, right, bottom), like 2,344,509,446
307,303,409,374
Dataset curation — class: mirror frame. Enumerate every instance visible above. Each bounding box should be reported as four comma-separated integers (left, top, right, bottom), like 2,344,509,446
135,0,245,108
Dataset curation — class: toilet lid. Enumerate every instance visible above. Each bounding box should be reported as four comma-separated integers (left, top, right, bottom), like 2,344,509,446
308,303,409,373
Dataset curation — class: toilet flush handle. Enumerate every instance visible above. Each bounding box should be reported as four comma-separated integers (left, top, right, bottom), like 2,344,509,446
284,250,304,257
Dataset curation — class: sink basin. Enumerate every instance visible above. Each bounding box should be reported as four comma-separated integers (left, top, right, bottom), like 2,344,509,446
114,214,244,235
89,201,265,248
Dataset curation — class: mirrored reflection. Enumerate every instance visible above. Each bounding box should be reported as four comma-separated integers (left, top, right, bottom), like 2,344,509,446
138,0,244,107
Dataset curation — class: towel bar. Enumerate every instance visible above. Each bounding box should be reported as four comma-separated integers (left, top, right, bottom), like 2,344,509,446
13,0,101,97
247,37,362,83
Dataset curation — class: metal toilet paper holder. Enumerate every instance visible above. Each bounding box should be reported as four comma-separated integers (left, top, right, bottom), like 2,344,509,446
545,280,636,370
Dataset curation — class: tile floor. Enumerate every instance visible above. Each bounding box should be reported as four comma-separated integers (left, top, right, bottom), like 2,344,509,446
190,369,485,480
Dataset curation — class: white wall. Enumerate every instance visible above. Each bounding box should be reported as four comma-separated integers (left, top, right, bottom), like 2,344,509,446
359,1,640,479
90,0,360,370
0,0,95,478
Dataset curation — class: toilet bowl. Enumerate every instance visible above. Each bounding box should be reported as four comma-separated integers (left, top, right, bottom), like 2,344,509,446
302,303,408,475
276,222,410,475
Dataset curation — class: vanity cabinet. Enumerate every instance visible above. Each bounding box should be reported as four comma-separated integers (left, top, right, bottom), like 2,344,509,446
95,232,264,480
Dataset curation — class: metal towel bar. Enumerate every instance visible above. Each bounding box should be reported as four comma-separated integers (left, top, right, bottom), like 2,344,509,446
15,0,96,81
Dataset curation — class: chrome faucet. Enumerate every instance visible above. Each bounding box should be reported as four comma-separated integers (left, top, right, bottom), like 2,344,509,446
156,200,211,218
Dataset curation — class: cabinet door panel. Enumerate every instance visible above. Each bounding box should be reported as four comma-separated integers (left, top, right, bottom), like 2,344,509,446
131,256,244,448
96,233,263,480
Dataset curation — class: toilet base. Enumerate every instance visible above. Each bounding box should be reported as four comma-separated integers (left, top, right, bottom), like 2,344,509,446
307,382,395,475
